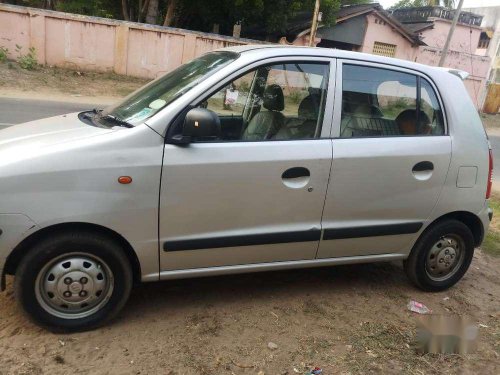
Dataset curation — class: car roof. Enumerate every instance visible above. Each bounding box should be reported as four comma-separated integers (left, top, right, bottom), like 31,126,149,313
221,45,466,81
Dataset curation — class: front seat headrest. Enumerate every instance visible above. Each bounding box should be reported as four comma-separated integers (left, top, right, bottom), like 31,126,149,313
298,94,321,120
263,84,285,112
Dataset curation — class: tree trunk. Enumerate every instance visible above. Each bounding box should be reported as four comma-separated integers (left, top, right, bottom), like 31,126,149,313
44,0,56,10
145,0,159,24
121,0,130,21
163,0,177,27
137,0,148,22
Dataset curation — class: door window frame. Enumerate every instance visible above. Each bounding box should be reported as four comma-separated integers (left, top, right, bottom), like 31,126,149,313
166,56,336,142
332,59,448,139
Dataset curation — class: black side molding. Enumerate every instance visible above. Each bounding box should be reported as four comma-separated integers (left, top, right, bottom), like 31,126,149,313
323,222,423,240
164,230,321,252
163,223,423,252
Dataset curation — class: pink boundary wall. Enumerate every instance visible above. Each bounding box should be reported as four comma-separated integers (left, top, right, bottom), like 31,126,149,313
0,4,261,79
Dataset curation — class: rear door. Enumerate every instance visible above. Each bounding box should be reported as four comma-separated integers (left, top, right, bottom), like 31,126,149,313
160,58,335,271
317,60,451,259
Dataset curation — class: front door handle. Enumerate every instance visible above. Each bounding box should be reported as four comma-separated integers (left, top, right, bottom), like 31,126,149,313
281,167,310,189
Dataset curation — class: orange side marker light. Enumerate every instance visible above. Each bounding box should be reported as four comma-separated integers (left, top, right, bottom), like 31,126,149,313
118,176,133,184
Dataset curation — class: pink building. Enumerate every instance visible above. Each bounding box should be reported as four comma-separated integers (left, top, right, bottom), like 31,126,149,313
286,4,490,109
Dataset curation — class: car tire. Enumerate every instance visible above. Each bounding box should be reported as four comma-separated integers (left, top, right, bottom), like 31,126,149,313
15,231,133,332
404,219,475,292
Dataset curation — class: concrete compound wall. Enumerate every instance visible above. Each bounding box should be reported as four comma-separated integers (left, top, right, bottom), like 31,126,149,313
0,4,261,79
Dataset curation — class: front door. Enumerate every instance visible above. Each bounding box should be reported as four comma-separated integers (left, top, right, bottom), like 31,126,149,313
160,59,335,271
317,61,452,259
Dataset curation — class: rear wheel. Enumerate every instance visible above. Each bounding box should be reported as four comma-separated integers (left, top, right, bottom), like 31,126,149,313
15,232,132,332
404,219,475,291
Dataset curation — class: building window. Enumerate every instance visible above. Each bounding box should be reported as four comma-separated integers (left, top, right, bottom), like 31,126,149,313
478,31,491,49
372,42,397,57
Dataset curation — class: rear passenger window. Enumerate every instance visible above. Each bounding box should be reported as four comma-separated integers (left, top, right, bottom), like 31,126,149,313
421,79,445,135
340,64,445,138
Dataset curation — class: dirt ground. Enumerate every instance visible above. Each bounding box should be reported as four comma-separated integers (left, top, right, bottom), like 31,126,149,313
0,62,499,375
0,61,148,102
0,251,498,375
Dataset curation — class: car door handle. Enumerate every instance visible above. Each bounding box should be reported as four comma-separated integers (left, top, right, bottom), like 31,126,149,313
412,161,434,181
281,167,311,189
412,161,434,172
282,167,310,179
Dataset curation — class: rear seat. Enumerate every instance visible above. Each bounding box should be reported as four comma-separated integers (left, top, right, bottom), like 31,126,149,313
341,115,400,137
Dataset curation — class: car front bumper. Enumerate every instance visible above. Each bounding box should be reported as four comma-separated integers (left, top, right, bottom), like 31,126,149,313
0,214,39,291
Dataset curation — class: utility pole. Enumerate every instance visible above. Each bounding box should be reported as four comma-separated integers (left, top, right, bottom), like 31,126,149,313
309,0,321,47
438,0,465,67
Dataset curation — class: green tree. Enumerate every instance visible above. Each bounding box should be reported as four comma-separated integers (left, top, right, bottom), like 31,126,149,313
3,0,374,38
158,0,343,36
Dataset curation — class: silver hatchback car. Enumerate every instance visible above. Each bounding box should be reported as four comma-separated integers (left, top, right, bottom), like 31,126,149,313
0,46,493,331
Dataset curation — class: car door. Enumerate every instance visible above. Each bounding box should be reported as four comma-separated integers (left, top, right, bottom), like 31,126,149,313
317,60,451,259
159,58,335,272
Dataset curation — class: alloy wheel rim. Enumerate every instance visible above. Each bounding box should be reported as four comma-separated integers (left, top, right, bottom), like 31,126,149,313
35,253,114,319
425,234,465,282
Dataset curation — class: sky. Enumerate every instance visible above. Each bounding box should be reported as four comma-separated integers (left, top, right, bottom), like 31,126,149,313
377,0,500,9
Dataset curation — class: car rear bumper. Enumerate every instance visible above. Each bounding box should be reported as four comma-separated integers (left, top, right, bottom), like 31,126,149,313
476,201,493,247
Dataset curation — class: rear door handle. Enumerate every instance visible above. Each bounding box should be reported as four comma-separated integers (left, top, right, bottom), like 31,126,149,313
412,161,434,172
412,161,434,181
282,167,310,179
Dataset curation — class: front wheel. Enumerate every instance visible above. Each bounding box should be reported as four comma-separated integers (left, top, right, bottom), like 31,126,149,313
404,219,475,292
15,232,132,332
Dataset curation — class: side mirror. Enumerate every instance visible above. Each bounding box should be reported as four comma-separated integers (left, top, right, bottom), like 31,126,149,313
168,108,220,145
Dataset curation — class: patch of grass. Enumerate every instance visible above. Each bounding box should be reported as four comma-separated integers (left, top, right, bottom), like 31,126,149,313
0,46,8,62
15,45,38,70
482,194,500,257
482,231,500,256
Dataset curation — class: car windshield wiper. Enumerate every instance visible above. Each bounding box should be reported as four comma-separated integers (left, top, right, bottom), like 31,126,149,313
99,114,134,128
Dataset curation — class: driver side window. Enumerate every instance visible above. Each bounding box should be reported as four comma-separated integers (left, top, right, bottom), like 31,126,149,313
204,72,257,118
196,62,329,142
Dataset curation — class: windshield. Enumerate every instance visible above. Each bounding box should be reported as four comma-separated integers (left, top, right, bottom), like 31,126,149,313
103,51,239,126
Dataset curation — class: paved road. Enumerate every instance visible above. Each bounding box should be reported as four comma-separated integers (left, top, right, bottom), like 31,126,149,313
0,97,101,127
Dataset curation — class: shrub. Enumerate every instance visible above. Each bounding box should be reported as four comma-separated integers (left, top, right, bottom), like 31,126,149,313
15,45,38,70
0,46,8,63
